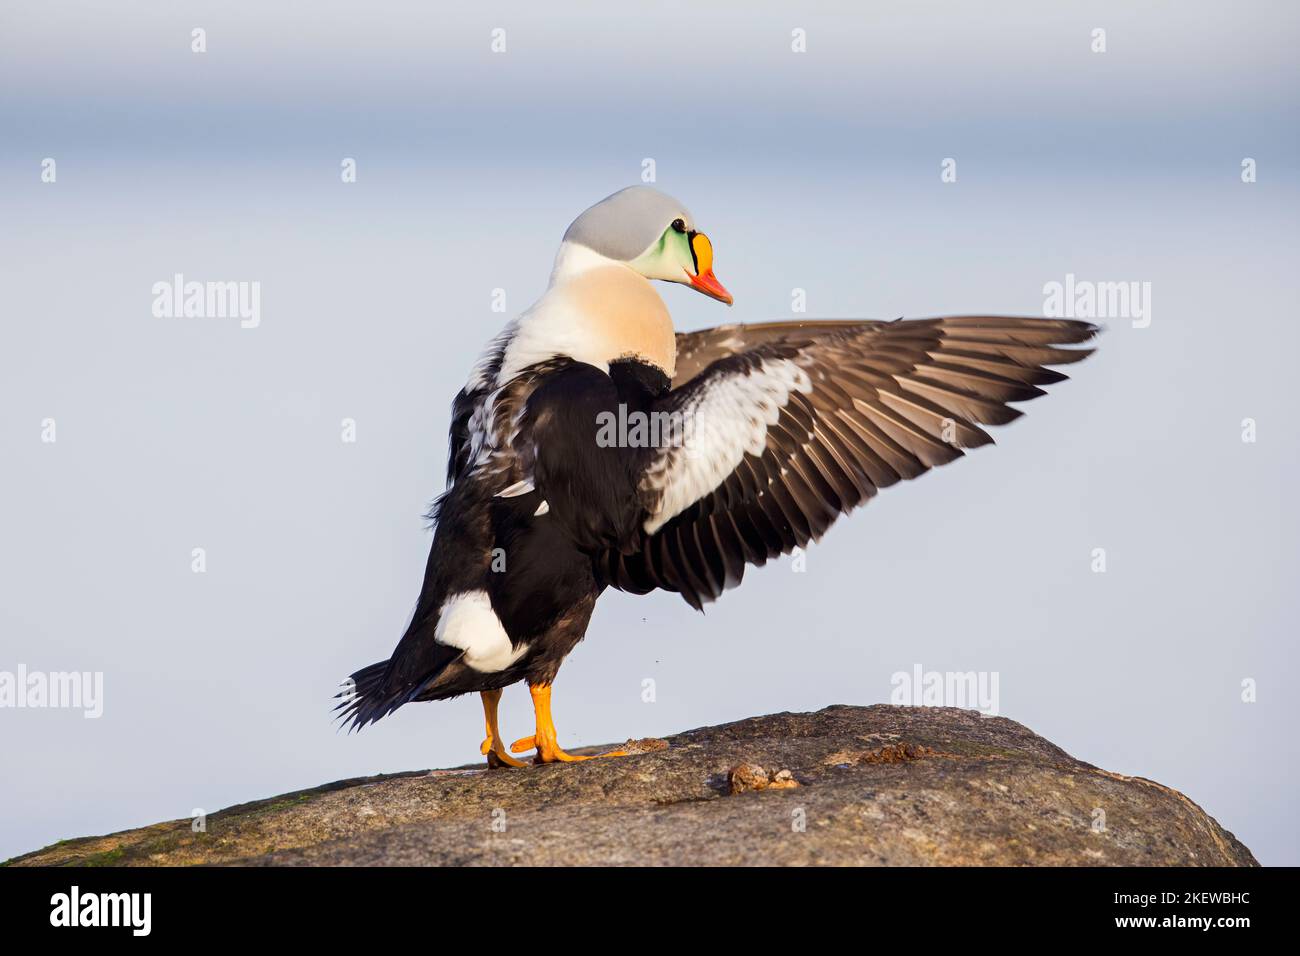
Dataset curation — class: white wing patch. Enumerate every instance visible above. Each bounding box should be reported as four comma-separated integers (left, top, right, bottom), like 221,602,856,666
434,591,530,673
642,358,812,534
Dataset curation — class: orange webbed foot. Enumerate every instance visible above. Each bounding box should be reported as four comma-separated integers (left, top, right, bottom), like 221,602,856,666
510,684,629,763
478,689,526,769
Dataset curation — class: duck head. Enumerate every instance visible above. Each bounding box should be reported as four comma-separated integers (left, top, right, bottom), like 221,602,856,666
561,185,732,305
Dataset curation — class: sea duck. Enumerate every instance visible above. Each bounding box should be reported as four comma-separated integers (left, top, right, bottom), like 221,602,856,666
338,185,1097,766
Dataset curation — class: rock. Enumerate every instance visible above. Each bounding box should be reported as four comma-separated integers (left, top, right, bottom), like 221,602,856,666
3,705,1256,867
728,762,770,793
769,769,799,789
728,763,799,793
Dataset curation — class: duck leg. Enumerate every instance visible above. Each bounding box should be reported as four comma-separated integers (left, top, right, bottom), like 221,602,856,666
479,688,526,768
509,682,627,763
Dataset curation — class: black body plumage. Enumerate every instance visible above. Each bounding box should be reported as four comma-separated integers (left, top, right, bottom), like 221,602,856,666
338,356,669,729
338,316,1097,731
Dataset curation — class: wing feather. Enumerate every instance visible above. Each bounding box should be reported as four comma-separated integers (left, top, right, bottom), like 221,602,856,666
598,316,1097,608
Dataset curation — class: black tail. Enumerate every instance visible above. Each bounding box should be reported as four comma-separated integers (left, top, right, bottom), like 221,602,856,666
334,659,412,732
336,604,469,730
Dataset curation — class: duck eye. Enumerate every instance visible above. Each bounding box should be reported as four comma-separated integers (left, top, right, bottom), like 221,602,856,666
671,218,686,234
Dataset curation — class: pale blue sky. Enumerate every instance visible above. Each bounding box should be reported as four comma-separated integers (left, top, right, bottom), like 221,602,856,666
2,1,1297,864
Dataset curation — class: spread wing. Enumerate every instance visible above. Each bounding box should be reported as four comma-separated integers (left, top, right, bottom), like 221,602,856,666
599,316,1098,609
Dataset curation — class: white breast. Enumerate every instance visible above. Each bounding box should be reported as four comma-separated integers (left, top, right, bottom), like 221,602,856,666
497,243,676,382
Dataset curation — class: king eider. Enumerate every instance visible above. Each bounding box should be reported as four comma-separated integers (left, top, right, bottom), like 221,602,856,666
337,185,1097,766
